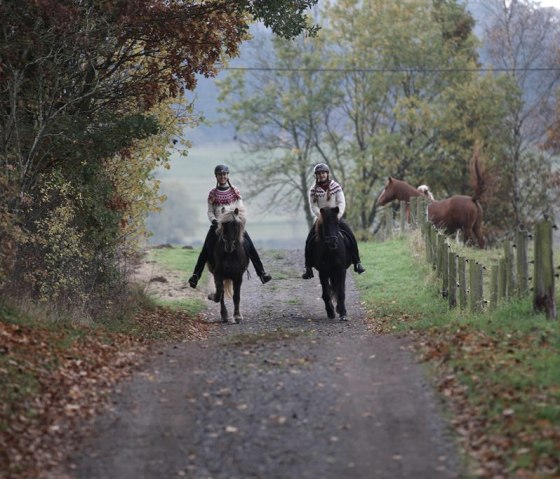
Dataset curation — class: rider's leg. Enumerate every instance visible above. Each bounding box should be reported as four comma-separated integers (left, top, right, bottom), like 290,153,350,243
340,220,365,274
302,226,315,279
188,224,217,288
243,231,272,284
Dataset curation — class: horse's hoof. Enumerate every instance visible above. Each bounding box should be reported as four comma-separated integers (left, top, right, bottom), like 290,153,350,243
327,312,336,319
234,315,243,323
221,317,228,323
339,316,348,322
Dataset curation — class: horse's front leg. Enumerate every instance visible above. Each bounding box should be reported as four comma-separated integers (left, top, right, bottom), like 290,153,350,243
220,292,230,323
319,271,335,319
334,269,348,321
208,274,224,303
232,276,243,324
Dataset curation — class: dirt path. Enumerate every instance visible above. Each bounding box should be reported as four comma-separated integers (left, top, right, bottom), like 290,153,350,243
67,250,461,478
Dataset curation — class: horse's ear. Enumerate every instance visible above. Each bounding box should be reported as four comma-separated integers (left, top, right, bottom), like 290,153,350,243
388,177,393,183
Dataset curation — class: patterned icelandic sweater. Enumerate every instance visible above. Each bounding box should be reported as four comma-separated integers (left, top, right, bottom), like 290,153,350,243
207,185,243,223
308,180,346,219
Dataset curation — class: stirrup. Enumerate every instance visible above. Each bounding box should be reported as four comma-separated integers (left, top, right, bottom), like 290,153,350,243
302,267,314,279
188,273,199,288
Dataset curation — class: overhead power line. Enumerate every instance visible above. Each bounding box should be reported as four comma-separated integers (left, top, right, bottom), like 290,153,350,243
221,66,560,73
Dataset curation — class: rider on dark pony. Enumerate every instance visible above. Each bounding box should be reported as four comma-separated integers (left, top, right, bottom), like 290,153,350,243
301,163,366,279
188,164,272,288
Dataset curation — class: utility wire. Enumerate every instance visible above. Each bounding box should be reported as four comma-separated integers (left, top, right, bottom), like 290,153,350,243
221,66,560,73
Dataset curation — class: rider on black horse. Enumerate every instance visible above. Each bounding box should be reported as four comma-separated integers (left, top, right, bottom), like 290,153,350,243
188,164,272,288
302,163,366,279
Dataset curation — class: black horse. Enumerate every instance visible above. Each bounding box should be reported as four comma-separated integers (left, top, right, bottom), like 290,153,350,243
309,206,352,321
207,207,249,323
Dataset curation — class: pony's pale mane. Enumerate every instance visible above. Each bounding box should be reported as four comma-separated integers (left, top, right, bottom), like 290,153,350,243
216,207,247,242
217,207,247,226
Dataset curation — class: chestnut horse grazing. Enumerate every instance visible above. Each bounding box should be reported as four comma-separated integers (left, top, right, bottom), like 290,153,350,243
377,177,430,221
428,196,485,248
378,176,485,248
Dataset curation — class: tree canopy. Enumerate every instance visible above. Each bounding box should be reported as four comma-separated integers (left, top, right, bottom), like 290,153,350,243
0,0,318,310
218,0,560,239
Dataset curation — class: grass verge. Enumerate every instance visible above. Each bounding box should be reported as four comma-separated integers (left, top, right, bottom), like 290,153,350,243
356,233,560,478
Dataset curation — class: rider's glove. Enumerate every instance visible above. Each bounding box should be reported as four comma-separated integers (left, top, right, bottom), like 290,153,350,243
211,219,218,226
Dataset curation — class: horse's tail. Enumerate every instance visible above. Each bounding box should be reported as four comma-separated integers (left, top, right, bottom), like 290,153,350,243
472,196,485,248
223,279,233,298
470,142,486,201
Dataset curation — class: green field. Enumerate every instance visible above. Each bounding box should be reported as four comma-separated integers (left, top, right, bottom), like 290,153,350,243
151,142,308,247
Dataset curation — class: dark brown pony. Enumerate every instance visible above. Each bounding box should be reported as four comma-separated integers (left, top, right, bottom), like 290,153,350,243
377,177,433,221
309,206,352,321
207,207,249,323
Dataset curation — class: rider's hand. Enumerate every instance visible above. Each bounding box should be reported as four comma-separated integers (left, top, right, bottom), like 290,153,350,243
211,219,218,226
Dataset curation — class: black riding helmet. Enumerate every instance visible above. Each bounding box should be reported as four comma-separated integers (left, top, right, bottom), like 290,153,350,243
314,163,330,174
214,164,229,175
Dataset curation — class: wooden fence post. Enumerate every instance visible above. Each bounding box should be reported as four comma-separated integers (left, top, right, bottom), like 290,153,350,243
385,208,392,239
458,256,467,309
399,203,406,234
448,251,457,308
498,258,507,300
436,233,445,278
418,198,426,228
441,243,449,299
504,240,516,298
410,197,417,227
533,220,557,320
431,227,438,271
515,229,529,297
490,264,499,311
424,223,432,264
469,261,484,313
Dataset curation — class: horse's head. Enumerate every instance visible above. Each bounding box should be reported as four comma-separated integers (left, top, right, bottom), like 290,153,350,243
377,177,399,205
318,206,341,250
379,177,428,205
216,207,246,253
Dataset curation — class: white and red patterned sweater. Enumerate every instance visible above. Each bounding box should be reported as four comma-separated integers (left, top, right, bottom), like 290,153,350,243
207,185,243,223
308,180,346,220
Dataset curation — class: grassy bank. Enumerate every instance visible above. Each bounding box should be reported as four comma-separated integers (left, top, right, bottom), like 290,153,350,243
356,233,560,477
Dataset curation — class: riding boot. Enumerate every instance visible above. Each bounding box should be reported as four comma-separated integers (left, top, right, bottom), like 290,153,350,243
339,220,365,275
243,232,272,284
354,262,366,274
188,251,207,288
302,267,314,280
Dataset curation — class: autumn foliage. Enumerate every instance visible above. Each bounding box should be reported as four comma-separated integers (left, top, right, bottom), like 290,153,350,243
0,0,316,311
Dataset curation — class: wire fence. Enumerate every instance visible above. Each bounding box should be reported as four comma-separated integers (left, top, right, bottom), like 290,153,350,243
378,197,558,320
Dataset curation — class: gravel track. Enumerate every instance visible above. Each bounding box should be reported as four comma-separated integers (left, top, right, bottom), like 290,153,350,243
68,249,461,479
